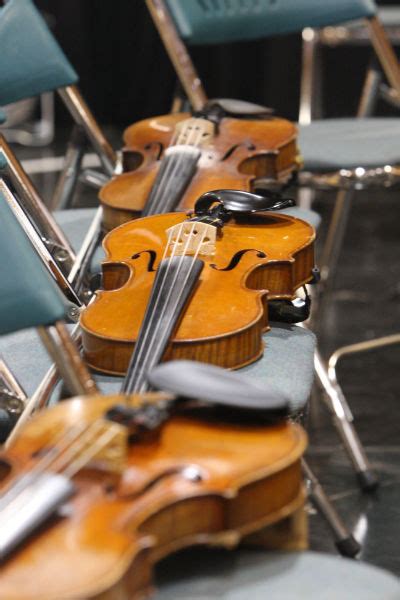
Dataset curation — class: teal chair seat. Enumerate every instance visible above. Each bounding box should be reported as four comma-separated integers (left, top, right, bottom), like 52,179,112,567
0,323,316,403
166,0,376,45
95,323,316,413
299,118,400,171
0,0,77,107
154,548,400,599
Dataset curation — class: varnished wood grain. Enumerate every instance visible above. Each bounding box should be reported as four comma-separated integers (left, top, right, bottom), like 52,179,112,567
100,113,299,230
0,394,307,599
80,211,315,375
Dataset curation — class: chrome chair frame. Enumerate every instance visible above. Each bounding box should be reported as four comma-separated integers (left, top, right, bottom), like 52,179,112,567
0,136,103,301
299,16,400,426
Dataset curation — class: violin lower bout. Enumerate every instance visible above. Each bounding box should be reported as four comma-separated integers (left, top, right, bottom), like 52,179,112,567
83,317,266,376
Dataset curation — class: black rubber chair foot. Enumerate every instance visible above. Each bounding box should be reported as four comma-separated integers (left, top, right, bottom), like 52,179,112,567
336,535,361,558
357,469,379,492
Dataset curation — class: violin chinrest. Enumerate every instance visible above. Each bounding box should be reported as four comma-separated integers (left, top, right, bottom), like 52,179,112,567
206,98,274,118
148,359,289,416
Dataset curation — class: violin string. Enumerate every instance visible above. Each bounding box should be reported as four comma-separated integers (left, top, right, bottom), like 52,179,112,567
133,223,208,394
0,421,107,515
128,224,199,392
1,424,121,522
125,219,199,392
61,424,122,478
148,121,204,216
0,423,89,510
144,122,196,215
123,221,185,391
123,220,193,392
134,213,222,386
47,420,108,474
147,120,206,215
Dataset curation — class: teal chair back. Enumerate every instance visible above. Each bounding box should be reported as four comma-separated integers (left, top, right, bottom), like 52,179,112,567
165,0,377,45
0,0,78,106
0,109,6,124
0,191,68,335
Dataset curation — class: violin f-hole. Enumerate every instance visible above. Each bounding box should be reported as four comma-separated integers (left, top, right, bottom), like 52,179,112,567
210,249,267,272
131,250,157,272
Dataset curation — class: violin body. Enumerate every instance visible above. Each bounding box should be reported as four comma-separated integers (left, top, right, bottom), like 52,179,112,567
100,113,298,230
0,394,307,600
81,211,315,375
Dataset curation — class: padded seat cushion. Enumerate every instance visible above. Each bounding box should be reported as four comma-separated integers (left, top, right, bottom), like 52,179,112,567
154,549,400,599
239,323,316,412
96,323,316,412
0,324,315,409
299,118,400,171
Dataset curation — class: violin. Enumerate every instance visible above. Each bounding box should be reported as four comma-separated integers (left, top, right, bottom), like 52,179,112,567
81,190,315,383
0,370,306,599
99,102,299,231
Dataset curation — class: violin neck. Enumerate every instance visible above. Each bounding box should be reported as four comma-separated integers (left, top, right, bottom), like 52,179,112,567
122,255,204,395
142,146,201,216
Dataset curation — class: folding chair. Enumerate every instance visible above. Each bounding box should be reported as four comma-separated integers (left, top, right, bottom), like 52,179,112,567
147,0,400,294
0,186,97,444
299,5,400,122
0,0,118,210
145,0,381,492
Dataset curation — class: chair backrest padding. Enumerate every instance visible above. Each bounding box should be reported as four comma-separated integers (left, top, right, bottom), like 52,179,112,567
0,0,78,106
0,191,67,335
165,0,377,45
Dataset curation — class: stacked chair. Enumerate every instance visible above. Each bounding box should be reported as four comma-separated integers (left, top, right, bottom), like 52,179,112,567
0,0,399,597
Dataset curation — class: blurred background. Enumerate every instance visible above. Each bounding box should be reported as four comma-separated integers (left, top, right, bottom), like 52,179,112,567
35,0,400,127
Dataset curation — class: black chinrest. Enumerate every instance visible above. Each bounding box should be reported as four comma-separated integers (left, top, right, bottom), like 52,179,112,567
148,360,289,417
206,98,273,118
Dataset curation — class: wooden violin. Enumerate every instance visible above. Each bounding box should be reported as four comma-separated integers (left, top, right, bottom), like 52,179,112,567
0,378,306,600
100,103,299,230
81,190,315,383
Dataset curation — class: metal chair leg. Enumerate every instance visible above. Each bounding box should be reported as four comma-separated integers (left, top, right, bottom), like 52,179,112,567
58,85,118,177
320,188,354,290
328,334,400,389
299,28,323,125
314,349,379,492
357,59,383,118
302,459,361,557
51,125,87,210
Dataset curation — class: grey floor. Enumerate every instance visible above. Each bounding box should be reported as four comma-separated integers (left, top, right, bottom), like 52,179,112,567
307,188,400,576
15,134,400,578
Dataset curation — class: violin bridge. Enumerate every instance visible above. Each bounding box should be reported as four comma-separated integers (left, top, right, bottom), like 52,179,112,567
174,117,214,147
166,221,217,256
93,422,128,474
